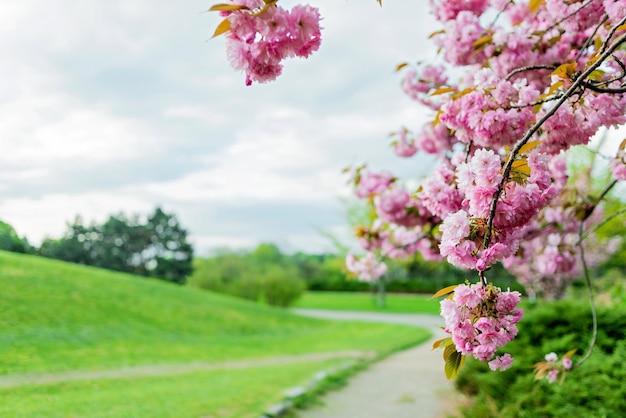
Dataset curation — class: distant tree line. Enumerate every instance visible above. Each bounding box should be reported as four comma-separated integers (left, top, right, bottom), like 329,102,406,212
189,243,308,307
0,207,193,284
187,241,525,308
0,221,33,254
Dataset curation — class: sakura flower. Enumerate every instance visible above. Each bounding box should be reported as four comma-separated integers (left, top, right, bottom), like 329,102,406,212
440,283,523,366
345,252,387,282
562,357,573,370
489,353,514,371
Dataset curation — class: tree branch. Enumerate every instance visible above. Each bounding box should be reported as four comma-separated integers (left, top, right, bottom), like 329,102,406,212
574,219,598,369
505,65,556,82
582,81,626,94
542,0,595,34
483,27,626,250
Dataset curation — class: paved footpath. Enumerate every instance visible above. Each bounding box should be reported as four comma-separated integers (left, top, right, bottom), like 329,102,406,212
292,309,457,418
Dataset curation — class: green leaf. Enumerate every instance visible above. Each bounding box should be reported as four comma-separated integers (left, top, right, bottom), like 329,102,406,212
587,69,605,81
432,337,452,350
551,62,577,80
432,284,458,299
209,3,250,12
444,345,465,379
547,80,564,95
510,158,531,185
212,18,231,38
443,343,455,361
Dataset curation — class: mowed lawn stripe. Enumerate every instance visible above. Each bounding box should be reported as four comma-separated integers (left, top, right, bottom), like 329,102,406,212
0,349,376,388
293,290,441,314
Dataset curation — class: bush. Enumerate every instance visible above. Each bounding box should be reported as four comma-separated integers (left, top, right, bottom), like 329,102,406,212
455,300,626,417
260,268,306,307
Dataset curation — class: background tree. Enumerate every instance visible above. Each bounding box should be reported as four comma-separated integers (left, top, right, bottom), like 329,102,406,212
39,207,194,284
0,220,32,254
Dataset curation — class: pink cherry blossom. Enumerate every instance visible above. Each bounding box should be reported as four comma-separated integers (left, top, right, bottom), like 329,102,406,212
345,252,387,282
489,353,514,371
440,283,523,365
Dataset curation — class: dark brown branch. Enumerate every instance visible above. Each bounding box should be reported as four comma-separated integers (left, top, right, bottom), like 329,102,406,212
575,14,609,62
579,207,626,245
583,81,626,94
505,65,556,82
600,15,626,55
483,28,626,250
505,93,563,110
379,228,435,259
488,0,513,30
542,0,595,34
574,220,598,369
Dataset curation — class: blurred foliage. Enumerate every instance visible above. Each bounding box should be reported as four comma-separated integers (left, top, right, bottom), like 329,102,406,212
39,207,193,284
0,220,33,254
190,242,524,307
455,297,626,417
189,243,306,307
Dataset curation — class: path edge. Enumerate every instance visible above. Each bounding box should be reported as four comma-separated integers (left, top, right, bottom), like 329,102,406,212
258,331,433,418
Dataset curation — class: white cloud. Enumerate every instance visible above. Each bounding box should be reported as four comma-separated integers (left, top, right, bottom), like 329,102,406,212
0,0,444,254
0,192,154,245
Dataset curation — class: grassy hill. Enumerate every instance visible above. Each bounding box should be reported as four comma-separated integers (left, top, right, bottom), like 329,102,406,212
0,251,430,417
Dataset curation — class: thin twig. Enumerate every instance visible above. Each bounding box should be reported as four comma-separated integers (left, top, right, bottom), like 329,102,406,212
505,93,563,110
574,220,598,368
579,207,626,244
582,82,626,94
593,179,619,209
505,65,556,82
379,228,434,259
478,270,487,286
575,14,609,62
483,29,626,250
542,0,595,34
488,0,513,30
600,14,626,55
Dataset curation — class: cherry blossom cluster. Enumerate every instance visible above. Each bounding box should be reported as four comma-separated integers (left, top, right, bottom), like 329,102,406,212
213,0,626,374
346,0,626,278
503,170,622,299
611,146,626,181
534,351,574,384
440,283,523,370
214,0,321,85
345,252,387,282
348,166,444,267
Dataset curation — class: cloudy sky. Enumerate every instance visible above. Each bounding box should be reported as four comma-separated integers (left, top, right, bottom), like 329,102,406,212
0,0,441,256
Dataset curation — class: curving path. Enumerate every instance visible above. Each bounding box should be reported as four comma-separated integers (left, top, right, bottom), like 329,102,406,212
292,309,457,418
0,351,376,389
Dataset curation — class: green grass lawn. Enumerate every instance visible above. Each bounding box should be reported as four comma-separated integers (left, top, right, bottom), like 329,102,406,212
0,251,430,417
293,291,441,314
0,360,343,418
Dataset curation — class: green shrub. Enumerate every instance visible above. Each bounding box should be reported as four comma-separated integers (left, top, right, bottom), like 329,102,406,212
260,269,306,307
455,300,626,417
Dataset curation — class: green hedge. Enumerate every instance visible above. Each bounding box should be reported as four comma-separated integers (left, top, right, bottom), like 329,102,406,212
455,300,626,417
